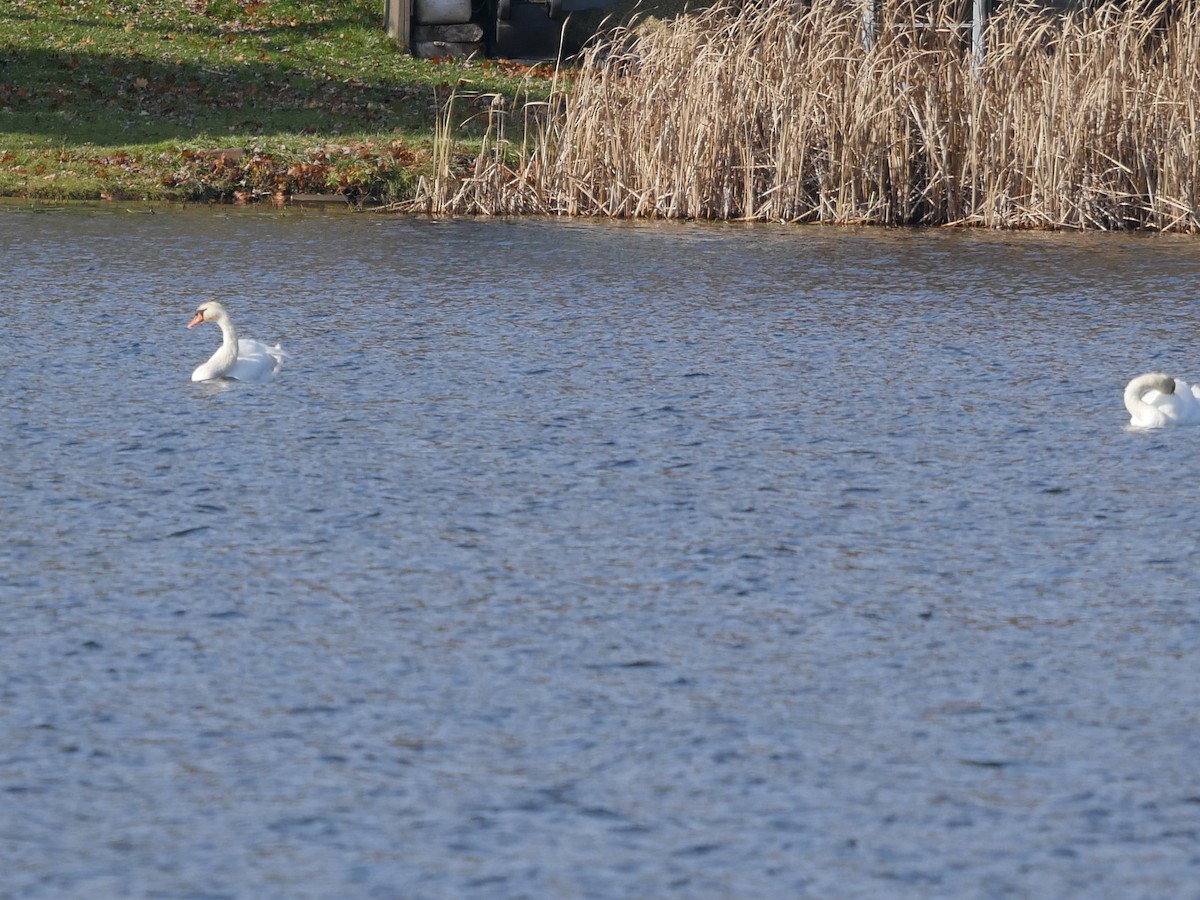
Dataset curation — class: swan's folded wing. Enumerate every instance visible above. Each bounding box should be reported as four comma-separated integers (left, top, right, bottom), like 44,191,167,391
230,338,285,381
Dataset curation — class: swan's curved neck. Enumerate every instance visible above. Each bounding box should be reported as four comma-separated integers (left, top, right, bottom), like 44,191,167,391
198,311,239,378
1125,372,1175,415
215,311,238,348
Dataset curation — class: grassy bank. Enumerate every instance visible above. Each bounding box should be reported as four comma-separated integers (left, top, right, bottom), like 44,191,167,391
10,0,1200,228
419,0,1200,231
0,0,558,202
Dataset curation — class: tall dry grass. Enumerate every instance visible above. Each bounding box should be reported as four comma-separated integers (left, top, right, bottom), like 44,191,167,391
410,0,1200,230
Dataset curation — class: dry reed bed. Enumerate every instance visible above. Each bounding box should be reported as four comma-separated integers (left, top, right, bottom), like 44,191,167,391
413,0,1200,229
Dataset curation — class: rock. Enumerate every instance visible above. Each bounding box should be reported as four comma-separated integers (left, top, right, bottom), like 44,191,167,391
413,40,484,58
413,23,485,42
414,0,472,24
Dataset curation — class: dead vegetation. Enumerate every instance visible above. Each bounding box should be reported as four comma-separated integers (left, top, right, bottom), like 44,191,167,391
410,0,1200,230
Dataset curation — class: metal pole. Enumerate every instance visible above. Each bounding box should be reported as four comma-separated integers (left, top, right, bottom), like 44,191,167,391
861,0,876,51
971,0,987,75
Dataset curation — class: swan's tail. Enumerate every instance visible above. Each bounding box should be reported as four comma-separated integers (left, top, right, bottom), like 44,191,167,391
269,343,287,373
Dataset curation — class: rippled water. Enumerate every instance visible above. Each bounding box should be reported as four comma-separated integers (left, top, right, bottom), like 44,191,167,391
3,204,1200,898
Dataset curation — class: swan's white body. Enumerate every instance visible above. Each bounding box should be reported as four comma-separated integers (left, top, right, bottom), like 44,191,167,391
1124,372,1200,427
188,301,285,382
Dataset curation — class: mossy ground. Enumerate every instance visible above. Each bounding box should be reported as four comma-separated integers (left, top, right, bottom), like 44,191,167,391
0,0,562,202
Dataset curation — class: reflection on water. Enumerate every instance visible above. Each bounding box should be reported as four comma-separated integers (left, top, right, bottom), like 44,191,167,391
2,205,1200,897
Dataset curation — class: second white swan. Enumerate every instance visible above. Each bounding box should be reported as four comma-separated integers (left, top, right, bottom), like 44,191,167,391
1123,372,1200,427
188,301,285,382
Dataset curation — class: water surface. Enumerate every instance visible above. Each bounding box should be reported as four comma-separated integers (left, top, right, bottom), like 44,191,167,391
2,206,1199,898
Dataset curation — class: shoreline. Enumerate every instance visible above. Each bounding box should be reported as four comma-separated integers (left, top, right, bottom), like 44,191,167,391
8,0,1200,231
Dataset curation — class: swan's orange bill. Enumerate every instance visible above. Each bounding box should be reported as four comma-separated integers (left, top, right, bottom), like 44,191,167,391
187,312,204,329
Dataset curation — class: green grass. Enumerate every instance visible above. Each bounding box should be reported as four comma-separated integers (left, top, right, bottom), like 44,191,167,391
0,0,560,201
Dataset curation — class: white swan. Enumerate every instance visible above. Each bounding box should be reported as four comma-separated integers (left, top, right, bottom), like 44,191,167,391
188,301,285,382
1124,372,1200,427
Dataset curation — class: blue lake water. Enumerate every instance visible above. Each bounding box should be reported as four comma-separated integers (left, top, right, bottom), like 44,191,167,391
2,205,1200,897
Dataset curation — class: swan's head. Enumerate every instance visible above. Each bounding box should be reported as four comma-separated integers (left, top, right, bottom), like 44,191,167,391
188,301,227,329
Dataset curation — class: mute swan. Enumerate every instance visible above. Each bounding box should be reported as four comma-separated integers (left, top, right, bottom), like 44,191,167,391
188,301,285,382
1124,372,1200,427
